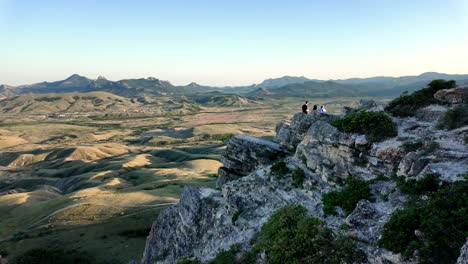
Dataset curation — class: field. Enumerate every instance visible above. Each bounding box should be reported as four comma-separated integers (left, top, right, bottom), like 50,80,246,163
0,97,364,263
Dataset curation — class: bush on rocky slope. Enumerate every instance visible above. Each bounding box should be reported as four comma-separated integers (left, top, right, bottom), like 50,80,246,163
252,205,365,264
292,168,306,188
396,173,442,195
385,79,456,117
322,177,372,215
331,110,397,142
437,104,468,130
270,161,289,177
379,179,468,263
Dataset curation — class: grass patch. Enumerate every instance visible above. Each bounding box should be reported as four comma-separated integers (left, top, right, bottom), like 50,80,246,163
379,179,467,263
396,173,442,195
331,110,397,142
117,227,151,238
323,177,372,215
385,79,456,117
292,168,306,188
11,248,96,264
270,161,289,177
437,104,468,130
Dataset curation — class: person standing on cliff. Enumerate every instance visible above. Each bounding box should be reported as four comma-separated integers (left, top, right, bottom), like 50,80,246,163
302,101,309,114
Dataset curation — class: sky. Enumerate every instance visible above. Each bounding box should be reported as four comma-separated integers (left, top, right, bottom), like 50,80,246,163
1,0,468,86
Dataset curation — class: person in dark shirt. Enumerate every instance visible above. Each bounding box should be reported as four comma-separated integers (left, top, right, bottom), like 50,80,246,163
302,101,309,114
312,105,318,111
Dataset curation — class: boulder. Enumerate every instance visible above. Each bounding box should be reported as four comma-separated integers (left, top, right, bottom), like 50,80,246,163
434,87,468,104
415,104,448,122
216,134,286,187
345,200,387,244
274,112,337,150
397,152,429,177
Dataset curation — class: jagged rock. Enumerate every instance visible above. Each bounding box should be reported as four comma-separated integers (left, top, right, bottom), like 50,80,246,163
275,112,337,150
434,87,468,104
216,134,286,187
457,239,468,264
295,120,401,182
346,200,390,244
397,152,429,177
341,100,385,115
142,169,324,264
415,104,447,122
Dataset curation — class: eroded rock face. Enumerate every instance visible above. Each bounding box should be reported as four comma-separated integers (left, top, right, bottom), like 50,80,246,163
295,121,402,182
397,152,429,178
415,104,447,122
142,168,324,264
275,112,337,151
216,134,286,187
434,87,468,104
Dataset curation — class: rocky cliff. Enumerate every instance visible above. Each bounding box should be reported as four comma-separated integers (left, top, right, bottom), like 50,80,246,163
141,90,468,264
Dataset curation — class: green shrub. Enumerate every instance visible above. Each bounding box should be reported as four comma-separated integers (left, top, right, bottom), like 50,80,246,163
209,133,234,143
379,180,468,263
232,210,241,224
12,248,95,264
209,245,240,264
323,177,372,215
177,258,202,264
396,173,442,195
292,168,306,188
402,140,424,152
438,104,468,130
385,79,456,117
254,205,365,264
270,161,289,177
331,110,397,142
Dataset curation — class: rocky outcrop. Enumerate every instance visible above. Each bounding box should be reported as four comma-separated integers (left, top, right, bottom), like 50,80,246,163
434,86,467,104
294,121,403,182
142,167,325,264
415,104,447,122
275,112,337,151
216,135,286,187
141,100,468,264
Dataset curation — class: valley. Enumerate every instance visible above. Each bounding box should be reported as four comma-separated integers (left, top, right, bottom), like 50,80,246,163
0,91,364,263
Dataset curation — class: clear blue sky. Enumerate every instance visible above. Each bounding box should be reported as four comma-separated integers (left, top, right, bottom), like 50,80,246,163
1,0,467,86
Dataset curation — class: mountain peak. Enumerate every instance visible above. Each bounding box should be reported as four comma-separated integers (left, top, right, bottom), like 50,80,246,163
97,76,107,81
65,74,88,81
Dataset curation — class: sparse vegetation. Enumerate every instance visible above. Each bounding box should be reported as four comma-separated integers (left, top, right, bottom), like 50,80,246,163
270,161,289,177
379,179,468,263
12,248,96,264
292,168,306,188
331,110,397,142
396,173,442,195
385,79,456,117
402,139,439,155
118,227,151,238
209,245,240,264
232,210,241,224
322,177,372,215
437,104,468,130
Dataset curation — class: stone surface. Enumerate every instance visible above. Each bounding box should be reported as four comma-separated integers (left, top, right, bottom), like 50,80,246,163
216,134,286,187
415,104,448,122
397,152,429,177
274,112,337,151
457,239,468,264
434,87,468,104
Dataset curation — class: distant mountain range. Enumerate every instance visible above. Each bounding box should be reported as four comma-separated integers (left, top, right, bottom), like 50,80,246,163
1,72,468,100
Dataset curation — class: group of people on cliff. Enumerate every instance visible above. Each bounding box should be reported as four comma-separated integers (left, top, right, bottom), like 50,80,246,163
302,101,326,114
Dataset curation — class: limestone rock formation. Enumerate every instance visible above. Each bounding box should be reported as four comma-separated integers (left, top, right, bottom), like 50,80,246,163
141,100,468,264
216,134,287,187
434,86,467,104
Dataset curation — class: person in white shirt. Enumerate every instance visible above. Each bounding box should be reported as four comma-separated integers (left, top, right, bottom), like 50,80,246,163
318,105,327,112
